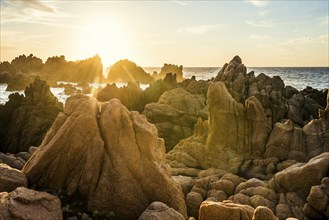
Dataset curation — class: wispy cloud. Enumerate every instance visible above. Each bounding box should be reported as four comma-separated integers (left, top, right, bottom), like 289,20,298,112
177,24,221,34
319,16,329,25
172,0,188,6
1,0,70,26
245,20,277,28
249,34,269,40
6,0,56,13
245,0,268,8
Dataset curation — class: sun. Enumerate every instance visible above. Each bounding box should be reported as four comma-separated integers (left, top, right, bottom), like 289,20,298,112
75,17,133,67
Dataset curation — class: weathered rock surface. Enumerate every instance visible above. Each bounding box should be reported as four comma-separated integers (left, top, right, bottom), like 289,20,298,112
0,163,28,192
144,88,207,151
303,176,329,219
0,187,62,220
22,95,186,219
269,153,329,199
138,202,185,220
0,77,63,153
199,200,254,220
252,206,278,220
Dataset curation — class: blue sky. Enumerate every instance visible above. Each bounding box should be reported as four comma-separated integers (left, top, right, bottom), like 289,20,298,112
1,0,328,67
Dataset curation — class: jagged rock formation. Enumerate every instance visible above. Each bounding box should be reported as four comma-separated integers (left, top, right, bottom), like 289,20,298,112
0,187,62,220
97,73,178,112
0,77,63,153
143,88,208,151
97,81,143,111
22,95,186,219
107,59,154,84
152,63,184,82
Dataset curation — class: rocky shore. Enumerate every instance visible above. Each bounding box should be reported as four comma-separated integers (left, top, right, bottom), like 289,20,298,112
0,56,328,220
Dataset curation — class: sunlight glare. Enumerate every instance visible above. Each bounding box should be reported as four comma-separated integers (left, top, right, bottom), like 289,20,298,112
75,17,132,67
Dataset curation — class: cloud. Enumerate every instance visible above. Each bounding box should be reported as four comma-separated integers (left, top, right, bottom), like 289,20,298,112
1,0,71,26
245,20,277,28
245,0,268,8
172,0,188,6
319,16,329,25
177,25,221,34
319,34,329,43
249,34,269,40
6,0,56,13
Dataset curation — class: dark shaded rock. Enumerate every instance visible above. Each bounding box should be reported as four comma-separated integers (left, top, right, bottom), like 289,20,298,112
107,59,154,84
0,77,63,153
6,73,34,91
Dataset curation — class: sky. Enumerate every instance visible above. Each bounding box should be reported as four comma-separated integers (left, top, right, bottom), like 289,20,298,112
0,0,328,67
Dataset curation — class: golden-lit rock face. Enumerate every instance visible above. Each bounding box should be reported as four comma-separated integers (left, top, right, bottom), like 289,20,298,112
206,81,270,156
22,94,186,220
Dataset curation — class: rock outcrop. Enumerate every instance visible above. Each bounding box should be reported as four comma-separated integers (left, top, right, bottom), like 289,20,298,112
107,59,154,84
144,88,207,151
0,187,62,220
22,95,186,219
0,77,63,153
152,63,184,82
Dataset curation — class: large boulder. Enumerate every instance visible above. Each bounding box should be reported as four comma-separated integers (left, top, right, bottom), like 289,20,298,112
0,187,62,220
143,88,207,151
0,163,28,192
22,95,186,219
269,153,329,199
0,77,63,153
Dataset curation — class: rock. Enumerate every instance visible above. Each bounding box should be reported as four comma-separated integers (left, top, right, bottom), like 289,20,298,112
206,82,270,156
0,187,62,220
138,202,185,220
22,95,186,219
303,177,329,219
0,163,28,192
152,63,184,82
44,55,104,82
28,146,38,155
252,206,278,220
107,59,154,84
269,153,329,199
172,176,195,196
199,200,254,220
143,88,207,151
5,73,34,91
0,77,63,153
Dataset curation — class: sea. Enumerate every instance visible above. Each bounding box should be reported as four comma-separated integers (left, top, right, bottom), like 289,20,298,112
0,67,328,105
